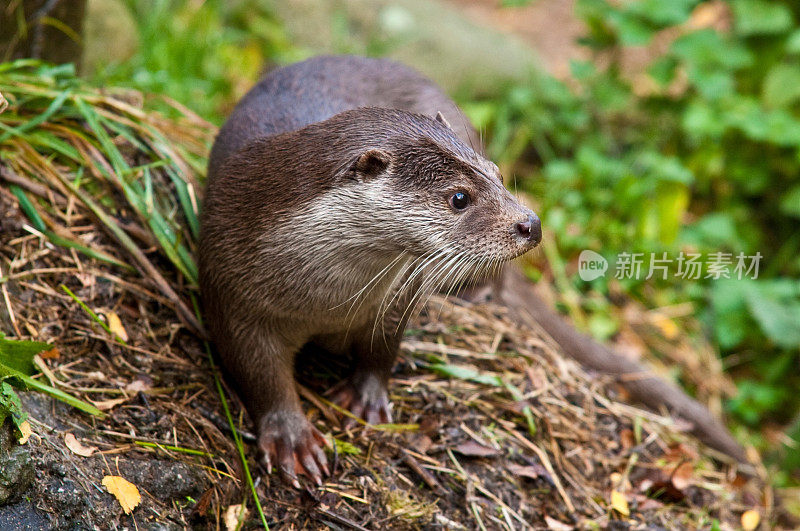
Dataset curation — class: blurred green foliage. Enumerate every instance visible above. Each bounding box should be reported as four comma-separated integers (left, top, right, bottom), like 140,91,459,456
92,0,305,120
463,0,800,479
87,0,798,479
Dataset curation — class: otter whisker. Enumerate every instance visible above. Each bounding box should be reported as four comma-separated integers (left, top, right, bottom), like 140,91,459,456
370,248,451,348
386,248,458,337
340,253,412,346
363,251,428,347
332,253,406,311
403,249,470,331
387,248,459,330
340,252,407,329
428,253,479,320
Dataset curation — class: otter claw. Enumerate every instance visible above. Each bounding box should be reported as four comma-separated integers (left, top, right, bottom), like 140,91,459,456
331,376,392,427
258,415,329,487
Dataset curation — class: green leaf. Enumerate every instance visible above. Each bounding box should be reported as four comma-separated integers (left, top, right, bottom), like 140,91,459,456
684,212,740,249
588,312,618,341
728,380,788,424
780,185,800,218
332,438,362,455
625,0,698,27
682,101,726,139
711,279,751,349
0,333,50,376
787,29,800,54
569,60,596,81
0,381,27,431
608,11,656,45
745,282,800,348
671,30,753,70
731,0,793,37
762,64,800,108
687,68,735,99
428,363,504,387
0,333,104,418
648,56,678,87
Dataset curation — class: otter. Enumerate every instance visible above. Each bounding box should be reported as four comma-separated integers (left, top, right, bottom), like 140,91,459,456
200,55,541,486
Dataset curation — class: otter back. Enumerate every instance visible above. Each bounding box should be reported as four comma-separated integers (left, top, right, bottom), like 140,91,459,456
208,55,480,179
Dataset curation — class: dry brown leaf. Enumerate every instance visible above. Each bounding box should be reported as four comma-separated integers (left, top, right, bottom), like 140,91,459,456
671,461,694,490
125,379,151,393
454,440,500,457
409,434,433,454
105,311,129,342
741,509,760,531
611,490,630,517
75,272,95,287
619,429,635,450
224,504,248,531
89,397,128,411
507,462,547,480
102,475,141,514
64,433,97,457
18,420,32,444
544,515,573,530
39,347,60,360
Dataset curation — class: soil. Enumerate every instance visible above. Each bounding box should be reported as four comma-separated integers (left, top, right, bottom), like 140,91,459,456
0,188,769,529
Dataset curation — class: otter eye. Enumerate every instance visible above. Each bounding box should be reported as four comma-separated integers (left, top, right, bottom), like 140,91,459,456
449,191,470,210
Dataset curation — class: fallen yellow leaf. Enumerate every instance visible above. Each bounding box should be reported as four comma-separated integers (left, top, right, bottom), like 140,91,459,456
105,311,129,342
741,509,760,531
65,433,97,457
611,489,630,517
653,315,679,340
102,475,141,514
224,504,248,531
18,420,32,444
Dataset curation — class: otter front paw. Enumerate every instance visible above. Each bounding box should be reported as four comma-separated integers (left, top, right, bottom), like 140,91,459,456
331,372,392,426
258,411,329,487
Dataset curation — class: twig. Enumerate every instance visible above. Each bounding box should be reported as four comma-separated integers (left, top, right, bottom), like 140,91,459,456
399,448,447,497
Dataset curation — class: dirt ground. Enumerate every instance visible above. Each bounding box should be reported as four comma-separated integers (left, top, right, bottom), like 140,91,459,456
0,188,772,529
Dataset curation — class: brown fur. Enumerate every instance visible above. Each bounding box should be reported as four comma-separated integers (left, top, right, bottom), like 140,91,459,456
199,56,541,485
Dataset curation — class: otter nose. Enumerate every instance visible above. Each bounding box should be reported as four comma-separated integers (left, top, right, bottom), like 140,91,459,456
514,213,542,245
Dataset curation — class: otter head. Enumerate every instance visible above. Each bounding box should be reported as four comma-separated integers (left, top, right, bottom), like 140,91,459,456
340,109,541,289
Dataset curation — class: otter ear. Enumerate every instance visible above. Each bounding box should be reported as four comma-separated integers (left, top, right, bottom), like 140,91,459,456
435,111,453,130
353,149,392,180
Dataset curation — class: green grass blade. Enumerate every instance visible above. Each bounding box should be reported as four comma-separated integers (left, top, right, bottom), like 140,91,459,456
134,441,214,458
74,100,198,283
9,185,47,231
0,368,104,419
0,88,71,143
166,167,200,241
9,186,133,271
60,284,127,345
190,296,268,530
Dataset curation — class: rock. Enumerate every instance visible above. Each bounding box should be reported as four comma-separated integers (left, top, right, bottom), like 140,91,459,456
268,0,542,93
82,0,139,75
0,420,34,506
